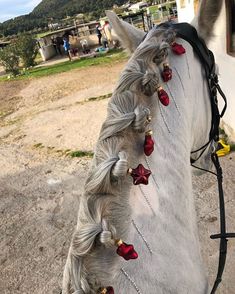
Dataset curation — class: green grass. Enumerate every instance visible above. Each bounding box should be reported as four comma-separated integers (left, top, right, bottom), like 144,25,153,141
219,127,235,153
0,110,13,119
85,93,112,102
219,127,229,141
230,144,235,152
70,150,94,158
33,143,94,158
0,49,127,81
148,5,159,13
33,143,44,148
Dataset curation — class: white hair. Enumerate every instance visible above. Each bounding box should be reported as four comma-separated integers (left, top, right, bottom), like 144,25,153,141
62,27,176,294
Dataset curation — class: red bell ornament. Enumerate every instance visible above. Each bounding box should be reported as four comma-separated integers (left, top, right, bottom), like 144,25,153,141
144,130,154,156
157,86,170,106
116,239,138,260
162,63,172,82
128,164,151,185
99,286,114,294
171,42,186,55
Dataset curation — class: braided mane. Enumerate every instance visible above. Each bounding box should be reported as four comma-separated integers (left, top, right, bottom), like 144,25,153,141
62,26,177,294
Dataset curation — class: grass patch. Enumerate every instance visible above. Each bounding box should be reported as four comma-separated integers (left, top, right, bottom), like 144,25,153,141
0,117,21,127
219,127,235,153
230,144,235,152
219,127,229,143
0,49,127,81
70,150,94,158
34,143,44,148
32,143,94,158
0,111,7,118
0,110,13,119
73,93,112,106
85,93,112,102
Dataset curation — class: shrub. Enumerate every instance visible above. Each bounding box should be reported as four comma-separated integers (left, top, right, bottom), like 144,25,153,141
0,44,20,76
16,34,38,68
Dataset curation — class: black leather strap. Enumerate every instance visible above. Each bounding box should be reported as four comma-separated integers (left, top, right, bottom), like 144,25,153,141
173,23,214,75
165,22,232,294
209,154,235,294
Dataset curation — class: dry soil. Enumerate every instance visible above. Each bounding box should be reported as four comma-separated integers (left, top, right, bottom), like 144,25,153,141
0,61,234,294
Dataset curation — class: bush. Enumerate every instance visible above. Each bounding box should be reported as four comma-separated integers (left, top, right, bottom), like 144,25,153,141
0,44,20,76
0,34,38,76
16,34,38,68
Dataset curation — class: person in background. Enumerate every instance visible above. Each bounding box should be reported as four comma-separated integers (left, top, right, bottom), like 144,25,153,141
95,24,102,46
55,36,63,55
103,21,113,46
63,36,72,61
69,34,79,57
80,39,90,54
51,37,57,54
102,35,108,49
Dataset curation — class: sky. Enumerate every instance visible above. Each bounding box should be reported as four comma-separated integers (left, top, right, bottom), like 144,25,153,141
0,0,42,22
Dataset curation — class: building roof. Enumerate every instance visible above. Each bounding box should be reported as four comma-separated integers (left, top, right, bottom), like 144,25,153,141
38,21,99,39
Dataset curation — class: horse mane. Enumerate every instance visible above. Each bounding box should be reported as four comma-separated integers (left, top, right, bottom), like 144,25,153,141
63,26,176,294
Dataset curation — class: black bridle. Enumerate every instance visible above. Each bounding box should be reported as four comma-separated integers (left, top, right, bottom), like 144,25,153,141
171,23,235,293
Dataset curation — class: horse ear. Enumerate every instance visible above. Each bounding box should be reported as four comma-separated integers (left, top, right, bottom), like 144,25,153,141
106,10,145,53
191,0,223,43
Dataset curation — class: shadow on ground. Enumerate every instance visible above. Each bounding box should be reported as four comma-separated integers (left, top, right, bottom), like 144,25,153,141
0,145,89,293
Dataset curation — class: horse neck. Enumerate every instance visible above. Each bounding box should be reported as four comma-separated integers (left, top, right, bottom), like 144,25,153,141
125,54,210,293
138,44,211,240
146,101,196,232
128,80,209,291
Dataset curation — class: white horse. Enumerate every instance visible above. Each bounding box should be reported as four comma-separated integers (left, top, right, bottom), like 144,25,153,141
62,1,223,293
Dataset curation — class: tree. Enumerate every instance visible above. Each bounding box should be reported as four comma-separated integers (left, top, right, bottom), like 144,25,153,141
16,34,38,68
0,44,20,76
0,0,128,37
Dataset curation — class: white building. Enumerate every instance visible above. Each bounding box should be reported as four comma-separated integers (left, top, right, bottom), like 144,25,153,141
129,2,148,13
176,0,235,141
38,21,100,61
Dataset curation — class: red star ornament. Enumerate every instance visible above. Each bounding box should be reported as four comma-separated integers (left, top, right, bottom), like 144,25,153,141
128,164,151,185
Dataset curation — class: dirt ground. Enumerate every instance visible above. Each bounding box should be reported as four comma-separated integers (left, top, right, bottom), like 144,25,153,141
0,61,234,294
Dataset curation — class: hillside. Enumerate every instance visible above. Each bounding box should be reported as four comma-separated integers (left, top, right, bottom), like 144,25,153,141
0,0,126,37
